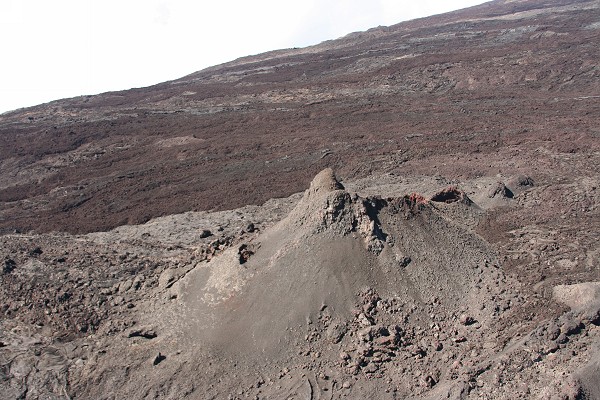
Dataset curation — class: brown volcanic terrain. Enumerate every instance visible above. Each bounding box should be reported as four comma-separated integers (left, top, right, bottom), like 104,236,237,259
1,0,600,399
1,0,599,234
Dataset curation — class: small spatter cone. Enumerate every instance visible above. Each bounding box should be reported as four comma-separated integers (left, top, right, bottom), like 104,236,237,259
430,186,472,204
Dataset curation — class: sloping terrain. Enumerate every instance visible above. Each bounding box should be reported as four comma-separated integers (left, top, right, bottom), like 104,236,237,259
1,168,598,398
1,0,600,399
0,0,598,234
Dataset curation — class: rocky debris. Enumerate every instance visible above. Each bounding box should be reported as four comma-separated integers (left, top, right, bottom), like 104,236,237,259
487,182,514,199
200,235,235,260
0,0,598,240
0,234,176,340
238,244,255,264
430,187,472,204
303,285,505,396
459,314,476,326
0,164,598,399
152,352,166,366
396,255,412,268
199,229,212,238
507,175,535,191
127,327,158,339
330,290,416,379
1,0,600,396
29,246,43,256
3,257,16,274
326,322,348,344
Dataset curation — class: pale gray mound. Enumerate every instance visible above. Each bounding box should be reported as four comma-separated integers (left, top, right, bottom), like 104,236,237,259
551,282,600,399
553,281,600,324
174,169,496,360
574,347,600,400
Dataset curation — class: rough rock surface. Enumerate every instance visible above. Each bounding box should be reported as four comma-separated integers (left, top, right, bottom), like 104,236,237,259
0,0,599,235
1,0,600,399
1,167,598,399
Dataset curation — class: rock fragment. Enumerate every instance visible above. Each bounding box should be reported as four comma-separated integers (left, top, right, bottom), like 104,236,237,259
127,327,158,339
199,229,212,238
459,314,475,326
3,258,16,274
430,187,472,204
326,322,348,344
29,247,43,256
238,244,254,264
487,182,513,199
508,175,534,189
153,353,166,366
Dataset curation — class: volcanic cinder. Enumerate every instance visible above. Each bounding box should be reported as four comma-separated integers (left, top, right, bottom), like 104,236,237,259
1,0,599,399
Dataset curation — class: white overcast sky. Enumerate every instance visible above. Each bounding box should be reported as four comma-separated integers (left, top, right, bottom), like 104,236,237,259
1,0,487,113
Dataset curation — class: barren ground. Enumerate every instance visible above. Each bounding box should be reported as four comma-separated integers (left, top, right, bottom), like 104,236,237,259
1,0,599,399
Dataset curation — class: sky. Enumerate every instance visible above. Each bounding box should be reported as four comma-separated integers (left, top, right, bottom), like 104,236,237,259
0,0,488,113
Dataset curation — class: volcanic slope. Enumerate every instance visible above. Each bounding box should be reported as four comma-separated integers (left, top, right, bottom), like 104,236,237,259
1,168,599,398
63,169,499,398
0,0,599,234
1,0,600,398
39,169,590,399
